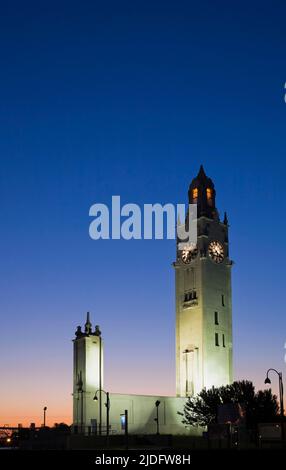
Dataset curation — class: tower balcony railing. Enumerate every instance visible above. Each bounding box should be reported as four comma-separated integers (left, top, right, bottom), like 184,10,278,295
183,299,198,308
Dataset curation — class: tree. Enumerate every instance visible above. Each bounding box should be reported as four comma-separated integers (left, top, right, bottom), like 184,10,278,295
179,380,278,428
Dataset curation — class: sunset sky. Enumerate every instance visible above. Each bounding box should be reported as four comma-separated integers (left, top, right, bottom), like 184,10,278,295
1,0,286,426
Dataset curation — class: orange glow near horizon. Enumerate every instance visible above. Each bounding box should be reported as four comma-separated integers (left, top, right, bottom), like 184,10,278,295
0,367,281,427
0,394,72,428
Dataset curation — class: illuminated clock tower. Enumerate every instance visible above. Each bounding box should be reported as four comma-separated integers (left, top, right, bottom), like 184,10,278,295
174,165,233,397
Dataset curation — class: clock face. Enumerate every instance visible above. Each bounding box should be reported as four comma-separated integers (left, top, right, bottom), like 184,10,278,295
208,241,224,264
181,246,198,264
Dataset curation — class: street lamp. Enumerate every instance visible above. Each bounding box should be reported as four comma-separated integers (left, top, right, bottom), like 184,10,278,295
154,400,161,435
264,368,284,441
93,390,110,439
43,406,47,427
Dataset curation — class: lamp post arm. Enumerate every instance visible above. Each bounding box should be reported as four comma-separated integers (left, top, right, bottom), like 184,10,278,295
94,389,108,398
266,368,281,378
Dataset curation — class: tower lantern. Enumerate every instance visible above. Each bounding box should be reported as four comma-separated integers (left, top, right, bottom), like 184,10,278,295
188,165,217,219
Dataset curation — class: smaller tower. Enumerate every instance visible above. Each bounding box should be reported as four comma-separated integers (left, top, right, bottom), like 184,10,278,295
73,313,103,432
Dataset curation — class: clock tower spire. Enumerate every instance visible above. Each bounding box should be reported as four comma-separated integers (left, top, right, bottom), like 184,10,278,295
175,166,233,397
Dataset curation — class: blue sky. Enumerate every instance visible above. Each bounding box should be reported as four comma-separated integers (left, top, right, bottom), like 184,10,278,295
0,0,286,424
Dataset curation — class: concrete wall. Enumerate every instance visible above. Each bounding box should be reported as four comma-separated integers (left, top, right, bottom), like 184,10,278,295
84,393,201,436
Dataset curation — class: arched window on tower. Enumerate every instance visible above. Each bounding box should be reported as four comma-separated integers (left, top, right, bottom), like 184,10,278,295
206,188,213,206
192,188,198,203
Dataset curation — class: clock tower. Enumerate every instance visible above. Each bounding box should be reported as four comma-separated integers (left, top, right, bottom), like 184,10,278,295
174,165,233,397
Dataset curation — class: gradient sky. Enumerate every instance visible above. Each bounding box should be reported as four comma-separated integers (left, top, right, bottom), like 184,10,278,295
0,0,286,426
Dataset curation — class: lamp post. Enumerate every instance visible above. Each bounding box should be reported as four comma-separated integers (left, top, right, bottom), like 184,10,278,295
154,400,161,435
76,375,84,433
93,389,110,440
99,334,102,435
43,406,47,427
264,368,284,441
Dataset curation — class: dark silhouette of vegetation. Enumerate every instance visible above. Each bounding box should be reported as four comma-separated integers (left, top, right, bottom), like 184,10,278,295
52,423,71,432
179,380,278,428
